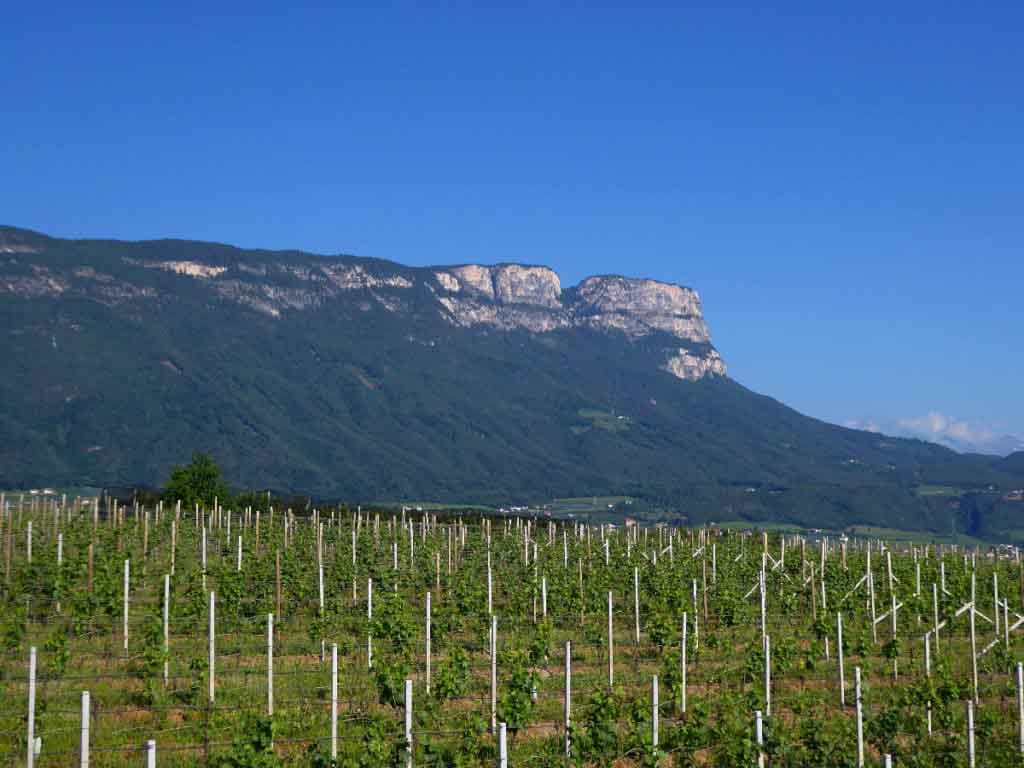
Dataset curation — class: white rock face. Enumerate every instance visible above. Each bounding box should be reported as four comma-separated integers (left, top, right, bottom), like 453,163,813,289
449,265,495,298
573,276,711,343
150,261,228,279
493,265,562,307
431,267,727,380
661,348,728,382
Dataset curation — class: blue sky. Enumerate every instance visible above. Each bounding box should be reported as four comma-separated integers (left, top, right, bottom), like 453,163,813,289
3,2,1022,449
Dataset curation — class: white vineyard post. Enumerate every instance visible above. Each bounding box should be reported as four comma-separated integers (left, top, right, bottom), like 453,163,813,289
80,690,90,768
1005,598,1011,650
925,634,933,737
967,700,976,768
123,558,130,653
883,755,892,768
1017,662,1024,754
755,709,764,768
681,612,688,713
838,612,846,707
891,591,898,681
405,678,413,768
319,564,325,662
634,567,641,645
764,634,772,716
970,572,979,704
367,578,374,669
237,535,242,572
542,576,547,619
856,667,864,768
425,592,432,695
144,739,155,768
208,592,216,703
170,519,176,576
651,675,659,749
608,591,615,687
487,549,493,616
490,615,498,732
27,646,36,768
163,575,170,685
994,571,1000,636
26,520,32,564
267,614,274,716
331,643,338,760
760,566,767,645
498,722,508,768
932,582,940,653
564,641,571,757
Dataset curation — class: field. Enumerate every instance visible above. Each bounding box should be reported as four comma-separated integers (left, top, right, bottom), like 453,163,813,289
3,495,1024,766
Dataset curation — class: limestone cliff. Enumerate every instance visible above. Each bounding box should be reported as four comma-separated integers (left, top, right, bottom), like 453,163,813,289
0,227,727,381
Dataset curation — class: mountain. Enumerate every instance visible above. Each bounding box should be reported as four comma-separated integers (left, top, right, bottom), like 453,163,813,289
3,225,1023,537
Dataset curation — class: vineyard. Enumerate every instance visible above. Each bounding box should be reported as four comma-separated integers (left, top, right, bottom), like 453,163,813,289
3,495,1024,766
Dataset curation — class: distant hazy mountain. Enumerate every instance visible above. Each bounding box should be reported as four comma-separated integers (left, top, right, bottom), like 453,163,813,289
3,225,1023,538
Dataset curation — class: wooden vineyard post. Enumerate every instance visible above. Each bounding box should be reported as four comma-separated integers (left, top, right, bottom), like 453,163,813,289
27,647,36,768
564,641,571,757
80,690,90,768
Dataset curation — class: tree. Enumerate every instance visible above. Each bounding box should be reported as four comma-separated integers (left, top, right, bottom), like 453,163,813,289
162,452,230,508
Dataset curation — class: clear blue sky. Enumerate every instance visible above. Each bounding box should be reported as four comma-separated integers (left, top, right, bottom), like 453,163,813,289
3,2,1021,446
